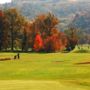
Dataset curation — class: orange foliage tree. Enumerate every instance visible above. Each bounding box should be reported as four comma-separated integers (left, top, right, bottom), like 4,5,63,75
44,28,68,52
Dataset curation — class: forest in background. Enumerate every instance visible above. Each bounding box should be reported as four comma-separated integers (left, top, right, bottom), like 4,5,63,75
0,8,90,53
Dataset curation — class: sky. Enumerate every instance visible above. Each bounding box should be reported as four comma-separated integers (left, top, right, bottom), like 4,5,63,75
0,0,11,4
0,0,89,4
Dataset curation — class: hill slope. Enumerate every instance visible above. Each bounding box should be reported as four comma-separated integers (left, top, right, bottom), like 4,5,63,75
1,0,90,32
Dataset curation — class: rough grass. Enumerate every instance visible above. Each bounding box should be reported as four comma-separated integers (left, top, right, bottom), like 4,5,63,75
0,51,90,90
72,45,90,53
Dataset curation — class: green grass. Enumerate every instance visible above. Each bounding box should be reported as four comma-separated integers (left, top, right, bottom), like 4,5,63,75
0,51,90,90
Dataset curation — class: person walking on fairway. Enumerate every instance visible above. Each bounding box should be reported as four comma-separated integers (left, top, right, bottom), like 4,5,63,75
17,53,20,59
14,53,20,60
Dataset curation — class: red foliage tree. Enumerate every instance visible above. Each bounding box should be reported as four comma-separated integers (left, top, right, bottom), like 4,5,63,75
0,10,4,17
44,35,61,52
33,33,44,52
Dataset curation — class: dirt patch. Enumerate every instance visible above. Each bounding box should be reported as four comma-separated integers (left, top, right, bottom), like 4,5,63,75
0,58,11,61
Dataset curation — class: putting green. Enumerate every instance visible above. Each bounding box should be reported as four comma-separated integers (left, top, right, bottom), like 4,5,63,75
0,80,87,90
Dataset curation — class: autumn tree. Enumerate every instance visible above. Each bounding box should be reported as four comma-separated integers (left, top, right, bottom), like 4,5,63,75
0,10,10,51
44,28,67,52
31,13,65,52
33,33,43,52
4,8,25,51
0,10,4,50
0,9,69,53
21,21,35,52
34,13,59,36
21,28,29,52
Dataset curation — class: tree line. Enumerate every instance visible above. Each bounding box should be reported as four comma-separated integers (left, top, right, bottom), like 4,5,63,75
0,8,79,52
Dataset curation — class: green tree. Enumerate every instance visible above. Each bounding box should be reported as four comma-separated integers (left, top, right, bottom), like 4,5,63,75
65,27,78,51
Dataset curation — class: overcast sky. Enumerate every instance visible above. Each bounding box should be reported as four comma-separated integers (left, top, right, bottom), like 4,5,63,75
0,0,89,4
0,0,11,4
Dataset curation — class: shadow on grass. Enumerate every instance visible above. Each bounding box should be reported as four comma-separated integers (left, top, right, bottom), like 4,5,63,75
75,62,90,65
